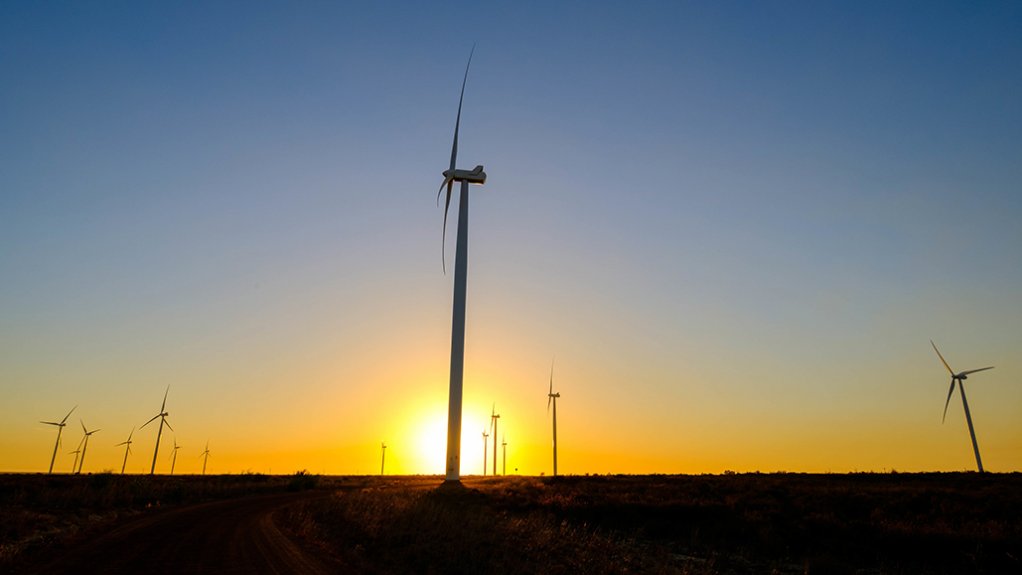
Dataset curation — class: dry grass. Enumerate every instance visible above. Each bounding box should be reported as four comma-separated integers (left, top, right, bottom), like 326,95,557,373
4,472,1020,574
281,473,1022,574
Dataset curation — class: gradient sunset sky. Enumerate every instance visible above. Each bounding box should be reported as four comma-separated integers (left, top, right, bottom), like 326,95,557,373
2,2,1020,475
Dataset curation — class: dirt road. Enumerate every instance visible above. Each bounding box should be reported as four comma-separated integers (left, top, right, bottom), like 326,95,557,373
22,491,339,574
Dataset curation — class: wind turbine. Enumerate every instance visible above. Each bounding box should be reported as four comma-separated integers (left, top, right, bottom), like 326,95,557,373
141,386,173,475
931,340,994,472
502,435,507,476
380,442,387,476
115,428,134,474
77,421,100,474
482,429,489,476
69,437,84,474
490,404,500,476
170,439,181,475
40,405,76,473
438,46,488,484
200,441,211,475
547,361,561,477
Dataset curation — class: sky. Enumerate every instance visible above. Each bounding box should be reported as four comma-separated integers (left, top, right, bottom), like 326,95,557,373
2,1,1020,475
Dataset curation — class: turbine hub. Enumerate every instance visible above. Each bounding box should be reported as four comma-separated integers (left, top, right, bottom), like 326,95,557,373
443,165,487,184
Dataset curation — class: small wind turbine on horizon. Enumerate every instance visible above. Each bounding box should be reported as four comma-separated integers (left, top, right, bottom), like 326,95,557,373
482,428,489,476
502,434,507,476
77,421,100,474
547,361,561,477
200,441,211,475
40,405,76,474
170,438,181,475
381,442,387,476
931,340,994,473
490,404,500,476
141,386,173,475
437,45,489,484
69,437,84,474
115,427,134,474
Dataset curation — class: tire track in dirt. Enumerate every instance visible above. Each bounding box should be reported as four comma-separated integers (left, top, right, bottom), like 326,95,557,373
21,491,338,574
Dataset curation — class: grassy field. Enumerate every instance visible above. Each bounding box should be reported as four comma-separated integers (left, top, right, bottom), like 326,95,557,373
3,472,1020,574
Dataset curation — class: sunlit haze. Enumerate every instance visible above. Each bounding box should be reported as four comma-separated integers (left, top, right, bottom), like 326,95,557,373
2,2,1020,475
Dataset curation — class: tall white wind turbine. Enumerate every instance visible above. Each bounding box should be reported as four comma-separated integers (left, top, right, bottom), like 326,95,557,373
547,361,561,477
200,441,211,475
41,405,76,474
115,428,134,474
77,420,100,474
437,46,488,484
490,404,500,476
141,386,173,475
381,442,387,476
931,340,994,472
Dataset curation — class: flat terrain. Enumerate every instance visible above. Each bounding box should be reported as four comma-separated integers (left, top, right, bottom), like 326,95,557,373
3,472,1021,574
23,491,337,574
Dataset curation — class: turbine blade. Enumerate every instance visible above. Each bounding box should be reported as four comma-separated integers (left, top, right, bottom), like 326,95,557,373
127,427,134,441
161,386,169,412
450,44,474,174
61,405,77,424
81,420,87,433
959,366,994,376
942,377,956,423
141,414,160,428
439,45,475,275
41,421,60,426
164,418,174,433
930,340,954,375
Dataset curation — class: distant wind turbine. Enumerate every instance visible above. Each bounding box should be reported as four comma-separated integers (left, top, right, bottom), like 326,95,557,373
141,386,173,475
502,435,507,476
381,442,387,476
490,404,500,476
77,421,100,474
200,441,211,475
547,361,561,477
40,405,76,474
170,438,181,475
482,429,489,476
438,46,489,484
115,428,134,474
69,437,84,474
931,340,994,472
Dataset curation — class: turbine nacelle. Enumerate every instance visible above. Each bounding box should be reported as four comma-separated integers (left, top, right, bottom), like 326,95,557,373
442,165,487,185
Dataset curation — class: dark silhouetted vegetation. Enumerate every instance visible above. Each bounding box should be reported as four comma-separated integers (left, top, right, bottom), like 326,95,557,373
281,473,1022,574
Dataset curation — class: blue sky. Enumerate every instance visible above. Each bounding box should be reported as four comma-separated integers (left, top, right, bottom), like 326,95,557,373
2,2,1020,474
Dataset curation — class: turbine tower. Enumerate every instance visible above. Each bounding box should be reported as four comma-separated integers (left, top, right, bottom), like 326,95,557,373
437,46,488,484
931,340,994,472
502,435,507,476
381,442,387,476
482,429,489,476
77,421,100,474
40,405,76,474
170,439,181,475
490,404,500,476
200,441,211,475
115,428,134,474
141,386,173,475
547,361,561,477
